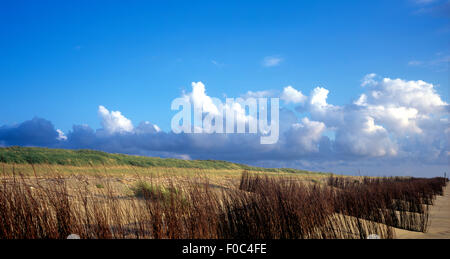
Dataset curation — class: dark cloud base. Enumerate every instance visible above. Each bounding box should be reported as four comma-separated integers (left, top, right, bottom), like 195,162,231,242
0,117,447,177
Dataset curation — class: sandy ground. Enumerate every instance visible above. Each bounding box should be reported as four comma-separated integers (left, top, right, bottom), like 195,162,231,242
395,184,450,239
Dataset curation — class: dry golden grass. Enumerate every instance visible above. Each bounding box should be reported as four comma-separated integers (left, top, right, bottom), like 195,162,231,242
0,163,446,239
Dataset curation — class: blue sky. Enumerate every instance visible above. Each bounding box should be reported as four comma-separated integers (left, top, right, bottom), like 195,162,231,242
0,0,448,176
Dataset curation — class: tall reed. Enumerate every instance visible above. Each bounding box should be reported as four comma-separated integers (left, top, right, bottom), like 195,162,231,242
0,171,446,239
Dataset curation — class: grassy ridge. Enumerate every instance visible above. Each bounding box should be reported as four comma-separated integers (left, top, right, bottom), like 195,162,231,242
0,146,318,174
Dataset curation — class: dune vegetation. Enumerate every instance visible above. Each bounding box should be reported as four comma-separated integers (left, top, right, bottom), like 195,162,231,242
0,147,447,239
0,146,317,174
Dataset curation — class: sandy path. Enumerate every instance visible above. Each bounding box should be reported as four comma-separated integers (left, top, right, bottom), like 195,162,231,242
395,184,450,239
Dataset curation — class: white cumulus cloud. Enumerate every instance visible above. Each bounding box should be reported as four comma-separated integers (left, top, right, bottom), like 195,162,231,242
280,86,307,104
189,81,220,115
98,105,134,134
306,74,448,158
286,118,326,153
56,129,67,141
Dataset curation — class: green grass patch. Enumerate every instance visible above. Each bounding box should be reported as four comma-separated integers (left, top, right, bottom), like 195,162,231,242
0,146,325,175
130,181,182,202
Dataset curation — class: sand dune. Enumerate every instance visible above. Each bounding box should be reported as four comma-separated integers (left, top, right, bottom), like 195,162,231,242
395,185,450,239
